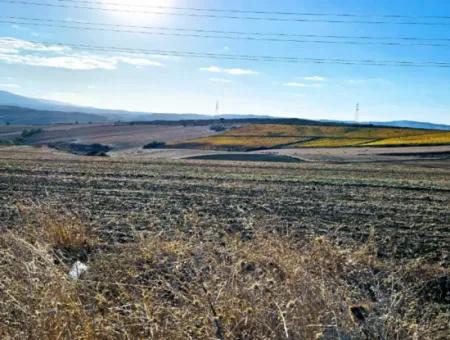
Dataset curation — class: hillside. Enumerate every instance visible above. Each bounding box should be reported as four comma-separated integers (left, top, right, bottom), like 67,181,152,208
0,106,107,125
321,119,450,131
0,90,268,123
171,124,450,150
0,122,220,150
369,120,450,131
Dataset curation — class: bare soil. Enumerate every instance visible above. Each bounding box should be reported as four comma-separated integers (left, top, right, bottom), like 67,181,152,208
0,123,218,150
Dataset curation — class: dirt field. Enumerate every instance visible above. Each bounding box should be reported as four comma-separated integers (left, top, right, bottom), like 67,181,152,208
1,146,449,338
0,123,219,150
114,145,450,166
260,145,450,164
1,145,448,259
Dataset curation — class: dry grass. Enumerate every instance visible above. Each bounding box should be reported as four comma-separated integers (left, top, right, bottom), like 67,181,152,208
15,204,91,248
1,207,448,339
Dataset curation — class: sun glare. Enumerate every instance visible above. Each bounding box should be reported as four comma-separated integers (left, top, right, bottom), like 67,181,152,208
101,0,175,24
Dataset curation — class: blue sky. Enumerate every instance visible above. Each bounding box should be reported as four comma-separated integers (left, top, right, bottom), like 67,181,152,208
0,0,449,123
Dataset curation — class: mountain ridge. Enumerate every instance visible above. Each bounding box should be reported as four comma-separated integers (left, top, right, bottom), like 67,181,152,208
1,90,449,130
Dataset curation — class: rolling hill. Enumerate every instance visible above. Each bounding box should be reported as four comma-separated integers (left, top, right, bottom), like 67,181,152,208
0,106,107,125
171,124,450,150
0,90,268,124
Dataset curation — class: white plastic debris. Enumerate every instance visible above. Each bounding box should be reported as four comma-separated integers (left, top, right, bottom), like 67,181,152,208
69,261,88,280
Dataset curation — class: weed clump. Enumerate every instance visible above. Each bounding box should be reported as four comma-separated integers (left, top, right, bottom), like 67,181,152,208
1,207,448,339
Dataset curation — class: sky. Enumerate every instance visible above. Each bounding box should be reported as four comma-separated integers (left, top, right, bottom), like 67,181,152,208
0,0,449,124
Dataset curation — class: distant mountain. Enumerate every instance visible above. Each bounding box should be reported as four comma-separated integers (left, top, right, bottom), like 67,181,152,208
0,106,107,125
1,91,448,129
321,119,450,131
0,90,268,123
0,90,81,113
367,120,450,131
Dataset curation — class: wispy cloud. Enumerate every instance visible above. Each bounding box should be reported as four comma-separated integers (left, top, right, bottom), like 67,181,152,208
0,37,164,70
112,56,164,68
0,38,67,53
346,78,385,85
0,83,21,89
11,24,39,37
283,82,321,88
304,76,326,81
209,78,232,83
200,65,259,76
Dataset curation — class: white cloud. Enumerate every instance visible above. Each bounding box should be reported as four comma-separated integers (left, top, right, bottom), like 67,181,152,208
0,53,116,70
199,66,222,73
0,37,164,70
283,82,321,88
199,65,258,76
209,78,232,83
304,76,326,81
227,68,259,75
0,37,67,53
113,56,164,67
0,83,21,89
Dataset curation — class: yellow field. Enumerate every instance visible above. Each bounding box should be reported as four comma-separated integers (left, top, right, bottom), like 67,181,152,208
178,136,304,149
364,131,450,146
294,138,377,148
344,127,435,139
175,124,450,150
222,124,300,137
223,124,352,137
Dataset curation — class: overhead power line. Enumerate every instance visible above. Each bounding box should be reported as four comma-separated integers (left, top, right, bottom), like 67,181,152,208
48,0,450,20
2,16,450,47
1,0,450,25
2,39,450,68
0,17,450,47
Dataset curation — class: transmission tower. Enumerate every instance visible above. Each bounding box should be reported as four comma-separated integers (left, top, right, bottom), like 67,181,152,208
355,102,360,123
215,100,220,115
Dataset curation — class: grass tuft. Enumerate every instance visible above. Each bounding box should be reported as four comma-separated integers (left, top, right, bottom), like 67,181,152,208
1,208,448,339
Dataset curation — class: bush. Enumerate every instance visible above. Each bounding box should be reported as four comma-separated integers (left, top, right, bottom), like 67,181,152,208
143,141,166,149
48,142,111,156
0,139,14,146
210,124,227,132
21,128,43,139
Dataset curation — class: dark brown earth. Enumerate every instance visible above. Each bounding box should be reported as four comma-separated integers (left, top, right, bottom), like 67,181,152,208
1,146,448,263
